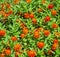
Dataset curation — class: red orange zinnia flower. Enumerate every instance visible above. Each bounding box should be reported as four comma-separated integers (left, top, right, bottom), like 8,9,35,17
0,30,6,37
44,30,50,36
5,49,11,55
14,44,21,51
37,42,44,48
11,36,17,41
27,50,36,57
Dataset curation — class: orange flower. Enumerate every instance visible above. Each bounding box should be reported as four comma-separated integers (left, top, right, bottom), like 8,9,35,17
0,53,5,57
29,13,34,19
14,0,19,4
20,33,25,38
53,39,58,44
22,27,28,35
52,43,58,51
27,50,36,57
37,42,44,48
23,13,29,19
52,23,58,28
48,4,54,9
14,44,21,51
51,10,57,16
44,30,50,36
32,18,37,24
2,11,9,17
0,30,6,37
11,36,17,41
5,49,11,55
34,31,40,39
44,16,50,22
26,0,31,3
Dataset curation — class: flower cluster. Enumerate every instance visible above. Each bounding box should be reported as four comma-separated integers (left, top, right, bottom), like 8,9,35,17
0,0,60,57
